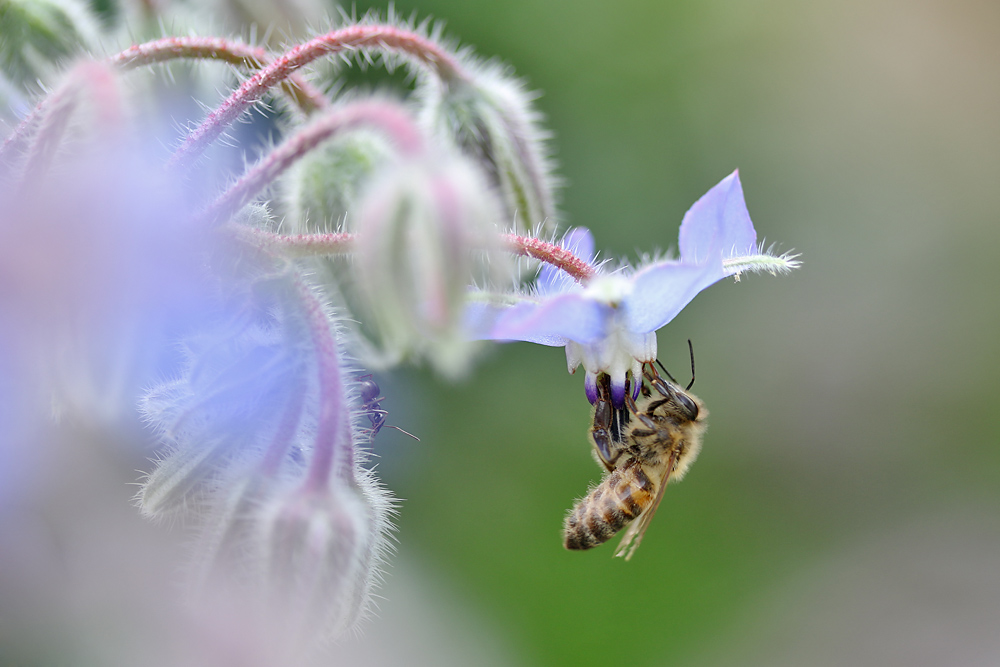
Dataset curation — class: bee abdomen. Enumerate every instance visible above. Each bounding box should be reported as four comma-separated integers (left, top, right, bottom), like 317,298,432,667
563,462,654,551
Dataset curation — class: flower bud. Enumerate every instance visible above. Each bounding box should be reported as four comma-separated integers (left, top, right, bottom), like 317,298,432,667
188,466,394,650
254,478,389,644
136,306,307,518
206,0,331,46
419,60,559,233
282,130,395,233
352,152,511,376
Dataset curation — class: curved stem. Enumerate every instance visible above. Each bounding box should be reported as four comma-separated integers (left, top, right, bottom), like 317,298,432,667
15,62,122,182
168,24,468,169
259,376,307,476
200,100,423,225
110,36,328,114
0,99,44,167
291,277,354,492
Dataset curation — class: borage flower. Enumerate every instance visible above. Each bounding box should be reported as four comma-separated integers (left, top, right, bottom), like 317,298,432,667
468,171,799,405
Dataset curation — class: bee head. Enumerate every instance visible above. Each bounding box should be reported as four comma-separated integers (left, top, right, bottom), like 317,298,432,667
668,389,699,421
641,343,702,423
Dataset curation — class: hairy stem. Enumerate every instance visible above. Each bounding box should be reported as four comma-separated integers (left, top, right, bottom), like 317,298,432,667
16,62,122,182
259,376,307,476
234,227,596,285
201,100,423,225
292,277,355,491
168,24,468,169
110,36,328,114
234,227,356,256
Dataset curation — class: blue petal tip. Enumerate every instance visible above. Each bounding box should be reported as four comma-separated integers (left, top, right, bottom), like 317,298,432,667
584,373,598,405
610,377,626,409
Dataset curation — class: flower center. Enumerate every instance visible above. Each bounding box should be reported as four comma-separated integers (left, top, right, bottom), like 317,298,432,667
583,273,632,307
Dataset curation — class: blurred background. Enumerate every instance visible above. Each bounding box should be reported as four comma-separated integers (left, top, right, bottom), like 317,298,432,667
3,0,999,665
344,0,1000,665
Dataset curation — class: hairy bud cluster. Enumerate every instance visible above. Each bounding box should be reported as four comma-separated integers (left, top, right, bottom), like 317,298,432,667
138,273,394,647
353,152,511,376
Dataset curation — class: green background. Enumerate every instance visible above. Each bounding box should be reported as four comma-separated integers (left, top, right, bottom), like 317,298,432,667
344,0,1000,665
3,0,997,664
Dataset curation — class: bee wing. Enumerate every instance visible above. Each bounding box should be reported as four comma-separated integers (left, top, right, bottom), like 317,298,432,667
613,452,677,561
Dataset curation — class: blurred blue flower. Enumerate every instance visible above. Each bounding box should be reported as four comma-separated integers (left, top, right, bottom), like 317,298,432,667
469,171,798,404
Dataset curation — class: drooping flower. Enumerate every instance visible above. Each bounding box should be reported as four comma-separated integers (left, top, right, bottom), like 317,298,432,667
468,171,800,405
138,268,396,646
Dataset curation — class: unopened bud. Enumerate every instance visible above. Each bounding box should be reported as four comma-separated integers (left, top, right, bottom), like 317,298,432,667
419,61,559,233
353,152,511,376
283,130,394,233
136,309,306,518
255,480,383,644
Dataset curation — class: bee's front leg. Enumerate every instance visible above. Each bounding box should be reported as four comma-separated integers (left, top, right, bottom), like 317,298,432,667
590,374,627,471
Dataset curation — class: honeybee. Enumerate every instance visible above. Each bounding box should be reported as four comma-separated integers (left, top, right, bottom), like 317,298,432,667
563,345,707,560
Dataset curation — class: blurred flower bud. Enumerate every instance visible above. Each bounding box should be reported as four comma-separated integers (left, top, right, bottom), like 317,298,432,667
352,152,512,377
137,302,308,518
283,130,394,233
0,0,100,89
419,60,559,233
213,0,331,46
0,131,226,427
252,475,393,646
187,469,393,651
137,261,398,649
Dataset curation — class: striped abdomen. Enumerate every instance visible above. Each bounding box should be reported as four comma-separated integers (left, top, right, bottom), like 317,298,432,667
563,459,656,550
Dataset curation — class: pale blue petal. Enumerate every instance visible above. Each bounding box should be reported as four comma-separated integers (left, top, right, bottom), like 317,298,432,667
537,227,594,295
489,293,610,345
678,171,757,264
463,300,506,340
622,258,724,333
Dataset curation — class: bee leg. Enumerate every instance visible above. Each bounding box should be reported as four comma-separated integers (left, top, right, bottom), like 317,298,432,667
592,432,619,471
624,392,658,431
642,363,674,398
591,397,623,471
592,374,627,471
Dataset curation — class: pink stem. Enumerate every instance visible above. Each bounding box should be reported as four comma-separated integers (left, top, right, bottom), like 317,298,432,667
168,24,467,169
200,100,423,225
260,377,307,476
109,36,329,114
236,227,356,256
17,62,122,181
0,99,45,166
235,228,596,284
293,278,355,492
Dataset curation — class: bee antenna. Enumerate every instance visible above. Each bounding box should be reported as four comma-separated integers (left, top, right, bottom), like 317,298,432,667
685,339,696,391
655,359,679,384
